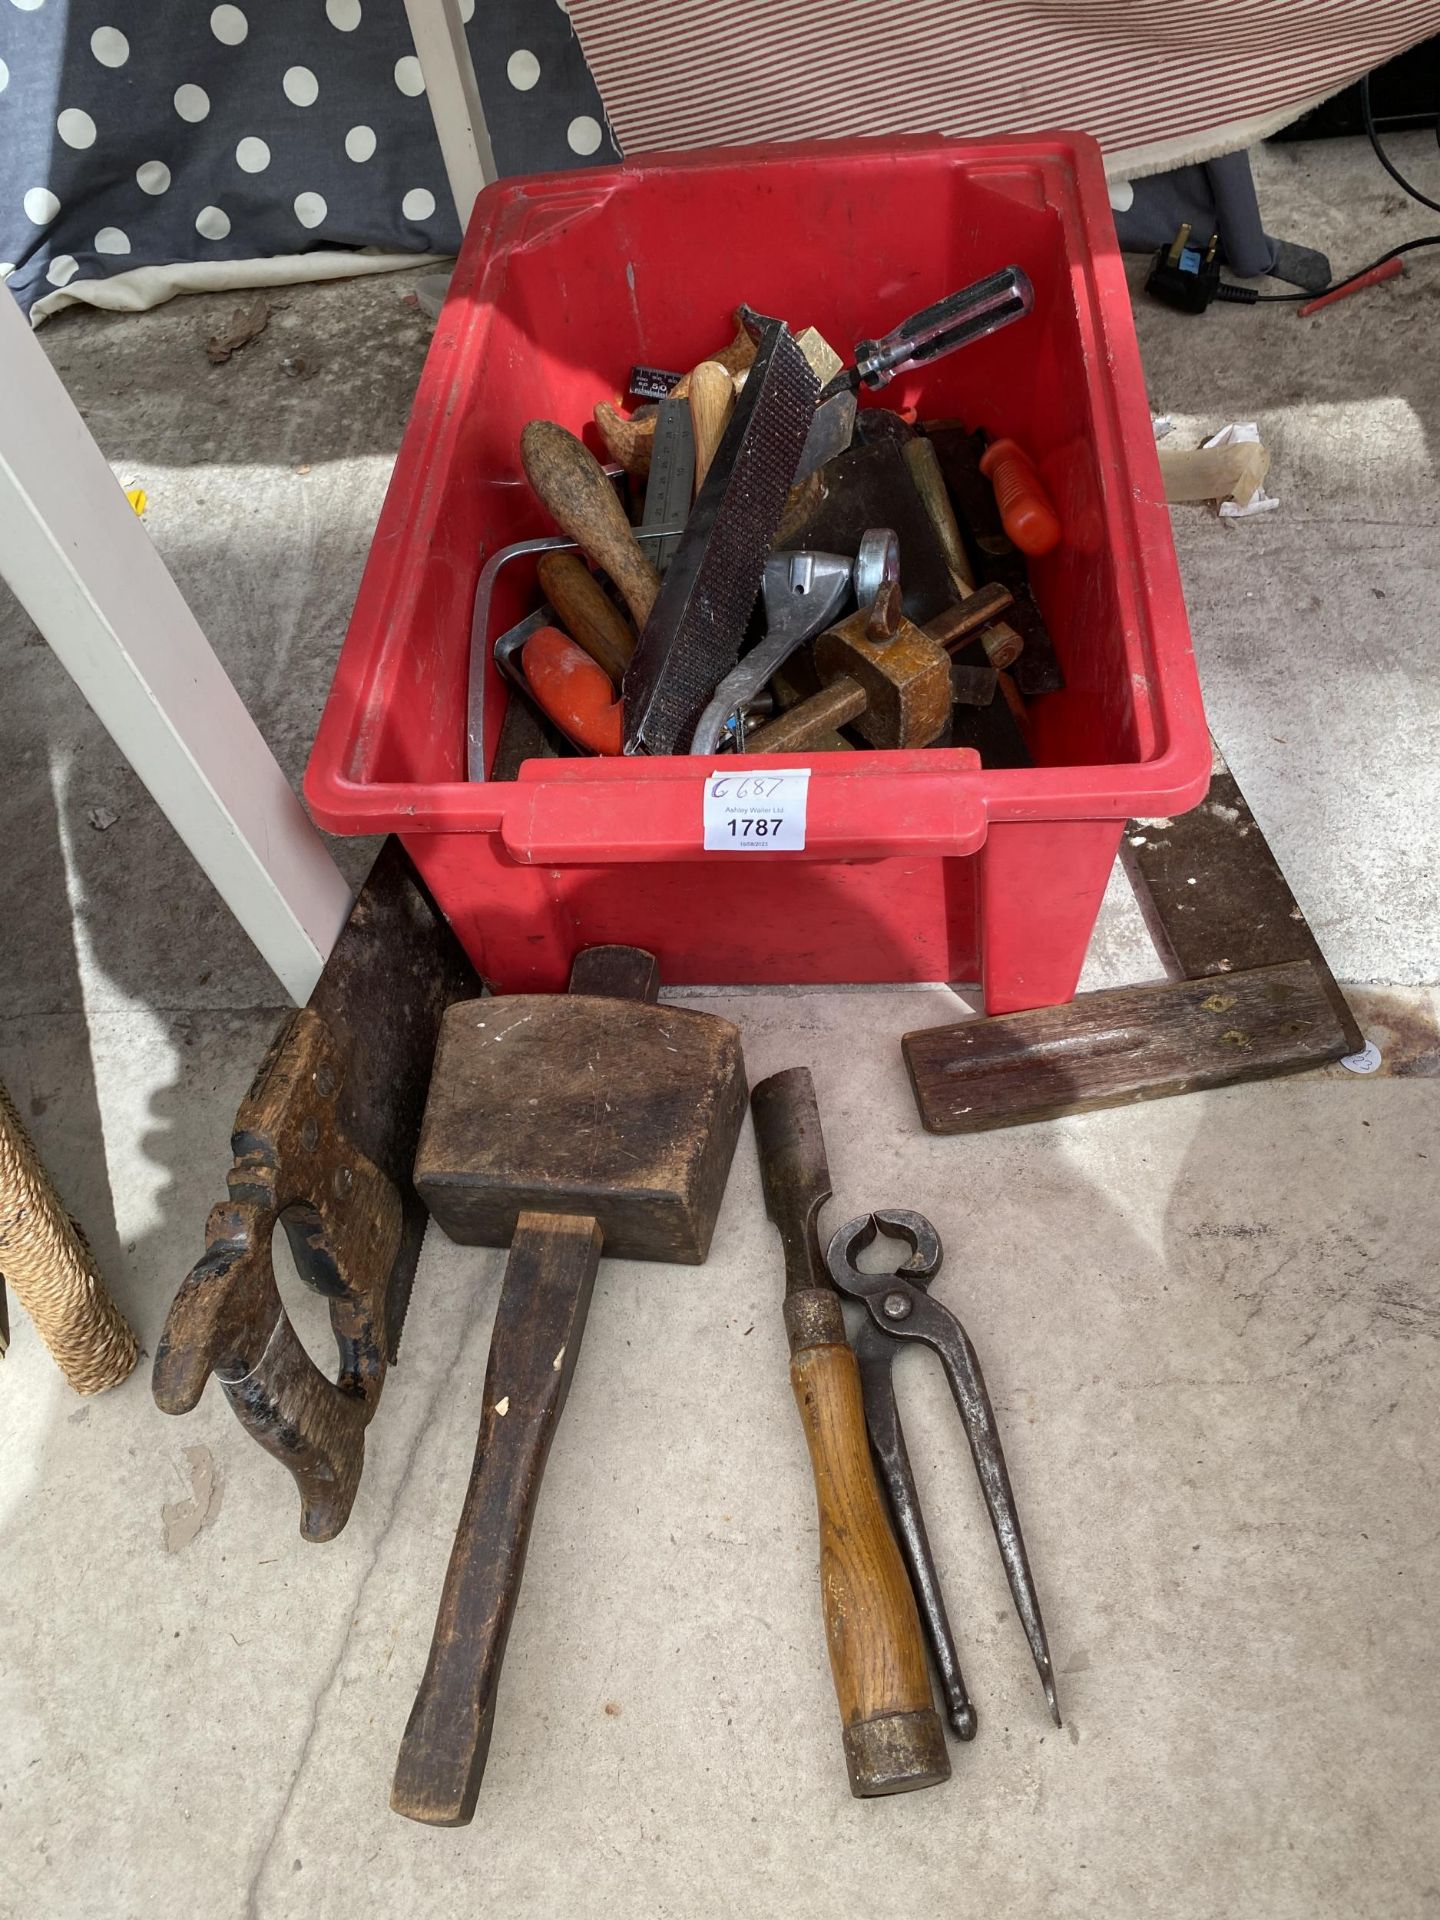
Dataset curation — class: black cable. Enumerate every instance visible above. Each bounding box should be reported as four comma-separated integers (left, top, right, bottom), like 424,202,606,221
1219,232,1440,302
1361,70,1440,214
1217,70,1440,303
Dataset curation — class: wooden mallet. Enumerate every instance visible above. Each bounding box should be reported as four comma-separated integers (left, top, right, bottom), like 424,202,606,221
391,947,746,1826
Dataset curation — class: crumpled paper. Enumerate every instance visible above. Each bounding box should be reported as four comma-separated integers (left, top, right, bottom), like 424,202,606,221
1203,421,1279,517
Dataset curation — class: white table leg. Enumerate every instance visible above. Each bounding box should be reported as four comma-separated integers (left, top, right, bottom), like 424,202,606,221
402,0,497,230
0,290,352,1005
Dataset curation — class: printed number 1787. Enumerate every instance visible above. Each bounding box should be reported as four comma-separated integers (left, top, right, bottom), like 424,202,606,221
728,817,783,838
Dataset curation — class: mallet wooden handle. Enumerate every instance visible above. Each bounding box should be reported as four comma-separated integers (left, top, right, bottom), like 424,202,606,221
536,552,635,685
789,1296,949,1795
520,421,660,628
391,1211,603,1827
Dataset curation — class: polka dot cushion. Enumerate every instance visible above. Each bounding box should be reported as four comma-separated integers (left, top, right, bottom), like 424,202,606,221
0,0,617,315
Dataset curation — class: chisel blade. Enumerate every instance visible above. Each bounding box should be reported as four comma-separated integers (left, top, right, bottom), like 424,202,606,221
750,1067,832,1296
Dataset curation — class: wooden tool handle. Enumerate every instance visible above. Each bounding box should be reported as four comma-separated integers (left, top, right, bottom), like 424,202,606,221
536,552,635,685
593,400,652,480
977,619,1024,670
904,436,976,591
742,677,867,753
688,360,735,491
594,317,757,476
790,1319,949,1796
391,1211,603,1827
520,421,660,628
153,1200,370,1544
921,580,1013,651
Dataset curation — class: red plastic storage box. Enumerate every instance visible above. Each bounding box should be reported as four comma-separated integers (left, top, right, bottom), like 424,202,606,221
306,132,1209,1008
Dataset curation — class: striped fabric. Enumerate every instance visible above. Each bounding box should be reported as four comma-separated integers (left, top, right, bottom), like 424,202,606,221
569,0,1440,171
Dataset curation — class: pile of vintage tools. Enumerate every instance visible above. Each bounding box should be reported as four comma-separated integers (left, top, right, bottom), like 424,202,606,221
152,729,1370,1822
152,844,1068,1825
468,269,1069,779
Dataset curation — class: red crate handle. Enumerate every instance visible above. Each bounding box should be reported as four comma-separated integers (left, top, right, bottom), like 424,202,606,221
500,765,990,866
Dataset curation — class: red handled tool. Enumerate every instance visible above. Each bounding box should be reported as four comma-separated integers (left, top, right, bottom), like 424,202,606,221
979,438,1061,557
1297,257,1405,316
521,627,622,756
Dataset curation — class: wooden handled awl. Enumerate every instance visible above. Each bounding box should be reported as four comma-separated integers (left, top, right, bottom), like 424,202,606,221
520,420,660,628
392,947,747,1825
535,551,635,685
750,1067,949,1797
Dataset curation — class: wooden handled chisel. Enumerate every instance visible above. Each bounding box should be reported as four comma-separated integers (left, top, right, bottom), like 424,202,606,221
750,1067,949,1798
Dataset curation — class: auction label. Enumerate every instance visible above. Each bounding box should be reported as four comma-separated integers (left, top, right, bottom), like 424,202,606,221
703,768,811,851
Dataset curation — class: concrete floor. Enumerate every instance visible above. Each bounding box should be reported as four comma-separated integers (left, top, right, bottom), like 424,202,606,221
2,135,1439,1919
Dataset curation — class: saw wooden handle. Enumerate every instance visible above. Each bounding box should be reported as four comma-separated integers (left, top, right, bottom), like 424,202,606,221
536,551,635,685
520,421,659,628
688,361,734,491
154,1200,373,1543
790,1332,949,1795
391,1211,603,1827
